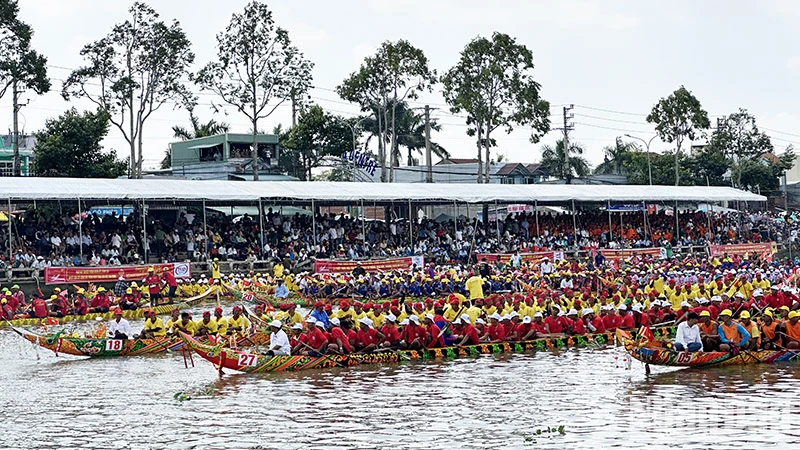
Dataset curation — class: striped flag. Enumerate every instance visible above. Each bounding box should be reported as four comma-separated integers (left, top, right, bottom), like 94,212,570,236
638,325,655,342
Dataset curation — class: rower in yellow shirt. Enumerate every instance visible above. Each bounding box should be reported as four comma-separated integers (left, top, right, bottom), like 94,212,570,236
213,307,228,335
225,306,250,336
141,310,166,338
194,311,219,336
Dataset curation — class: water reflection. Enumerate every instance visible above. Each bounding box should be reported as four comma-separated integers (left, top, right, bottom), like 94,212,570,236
2,331,799,449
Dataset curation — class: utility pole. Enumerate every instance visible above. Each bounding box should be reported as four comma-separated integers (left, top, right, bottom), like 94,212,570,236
424,105,433,183
561,104,574,181
12,80,21,177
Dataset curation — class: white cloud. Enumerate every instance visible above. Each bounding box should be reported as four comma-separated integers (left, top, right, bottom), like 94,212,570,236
787,56,800,74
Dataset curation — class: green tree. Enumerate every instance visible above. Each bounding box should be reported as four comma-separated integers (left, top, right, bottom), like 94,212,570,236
62,2,194,178
442,32,550,183
160,110,230,168
0,0,50,175
279,105,356,180
594,136,636,175
624,151,693,185
646,86,710,186
338,40,436,182
195,1,313,182
32,108,127,178
709,108,773,188
686,144,729,186
540,139,590,184
739,148,795,196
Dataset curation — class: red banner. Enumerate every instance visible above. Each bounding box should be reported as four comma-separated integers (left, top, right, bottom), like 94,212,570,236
314,257,423,274
476,251,562,264
44,263,191,285
708,242,776,258
599,247,665,259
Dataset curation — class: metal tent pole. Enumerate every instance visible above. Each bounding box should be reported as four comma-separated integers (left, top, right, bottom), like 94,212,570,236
77,197,83,263
571,199,578,248
534,200,540,239
607,200,613,243
6,198,11,262
675,200,680,243
202,199,208,259
408,199,413,250
642,201,648,243
360,199,366,242
495,199,500,239
312,199,317,246
142,199,148,263
258,198,264,259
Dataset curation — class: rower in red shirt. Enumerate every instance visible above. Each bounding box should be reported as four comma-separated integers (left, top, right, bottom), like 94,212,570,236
487,313,507,342
400,315,427,350
617,304,635,329
454,317,480,346
357,317,381,353
567,309,584,334
327,318,352,354
602,306,620,331
303,320,329,356
543,311,563,335
379,315,401,348
424,314,444,348
161,267,178,304
30,295,48,318
89,288,110,313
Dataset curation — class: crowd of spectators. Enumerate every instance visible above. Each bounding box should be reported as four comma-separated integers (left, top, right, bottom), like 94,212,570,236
0,205,795,271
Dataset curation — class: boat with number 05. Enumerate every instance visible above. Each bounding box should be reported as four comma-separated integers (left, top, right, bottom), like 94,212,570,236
617,329,800,367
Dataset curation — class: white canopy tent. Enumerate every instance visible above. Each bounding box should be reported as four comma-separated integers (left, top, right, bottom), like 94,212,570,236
0,178,767,203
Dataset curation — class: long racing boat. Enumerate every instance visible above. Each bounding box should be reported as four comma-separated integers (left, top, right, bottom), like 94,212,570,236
180,329,625,374
0,287,216,328
618,329,800,367
10,325,270,357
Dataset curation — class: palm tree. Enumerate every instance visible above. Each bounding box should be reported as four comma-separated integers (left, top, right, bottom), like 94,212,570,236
395,106,449,166
540,139,590,184
162,112,230,169
594,136,636,175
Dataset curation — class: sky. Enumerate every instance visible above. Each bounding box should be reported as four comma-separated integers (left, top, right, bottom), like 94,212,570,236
3,0,800,171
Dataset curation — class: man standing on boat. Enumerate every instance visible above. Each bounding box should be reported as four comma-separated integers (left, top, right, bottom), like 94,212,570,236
108,308,131,340
674,312,702,352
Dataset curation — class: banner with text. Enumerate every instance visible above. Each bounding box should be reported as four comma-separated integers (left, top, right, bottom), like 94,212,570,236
599,247,666,259
708,242,776,258
476,251,564,264
314,256,424,274
44,263,191,285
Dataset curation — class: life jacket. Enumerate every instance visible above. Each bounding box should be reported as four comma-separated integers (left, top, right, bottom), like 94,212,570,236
785,320,800,342
720,321,744,344
698,321,717,336
761,321,778,341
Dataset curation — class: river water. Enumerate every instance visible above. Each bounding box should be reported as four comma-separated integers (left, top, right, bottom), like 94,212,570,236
1,321,799,450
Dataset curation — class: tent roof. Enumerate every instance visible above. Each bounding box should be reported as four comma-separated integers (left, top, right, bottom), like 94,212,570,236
0,177,766,204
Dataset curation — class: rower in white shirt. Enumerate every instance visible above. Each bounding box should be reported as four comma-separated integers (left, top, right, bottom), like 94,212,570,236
674,312,703,352
108,308,132,339
266,320,291,356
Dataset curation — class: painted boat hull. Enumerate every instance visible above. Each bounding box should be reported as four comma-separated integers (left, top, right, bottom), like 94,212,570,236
618,330,800,367
16,329,270,357
181,330,621,374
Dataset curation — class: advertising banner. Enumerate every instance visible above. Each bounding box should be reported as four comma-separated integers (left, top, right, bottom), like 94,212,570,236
44,263,191,285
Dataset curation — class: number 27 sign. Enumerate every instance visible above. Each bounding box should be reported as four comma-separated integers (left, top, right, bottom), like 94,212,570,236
237,353,258,367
